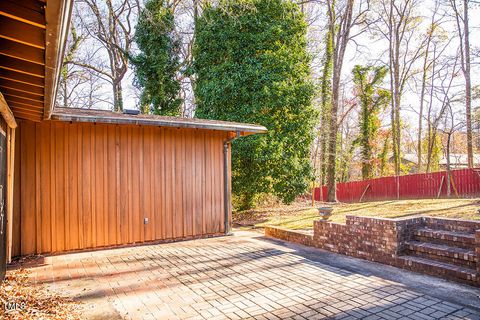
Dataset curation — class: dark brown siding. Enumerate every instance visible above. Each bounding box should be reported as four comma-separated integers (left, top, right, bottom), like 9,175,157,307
13,120,228,256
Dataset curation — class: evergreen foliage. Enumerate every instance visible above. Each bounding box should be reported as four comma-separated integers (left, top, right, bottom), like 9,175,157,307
193,0,317,209
132,0,182,115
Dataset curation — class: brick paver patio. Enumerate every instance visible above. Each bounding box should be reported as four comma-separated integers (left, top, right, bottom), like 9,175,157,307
25,231,480,320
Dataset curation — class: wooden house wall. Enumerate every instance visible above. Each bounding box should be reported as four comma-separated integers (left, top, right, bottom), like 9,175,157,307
13,120,228,256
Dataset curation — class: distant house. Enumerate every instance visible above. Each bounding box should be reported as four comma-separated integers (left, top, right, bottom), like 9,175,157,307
388,153,419,174
386,153,480,174
439,154,480,169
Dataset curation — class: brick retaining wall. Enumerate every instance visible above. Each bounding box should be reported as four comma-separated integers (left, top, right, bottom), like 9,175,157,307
313,216,423,265
264,226,313,247
477,230,480,274
265,216,480,286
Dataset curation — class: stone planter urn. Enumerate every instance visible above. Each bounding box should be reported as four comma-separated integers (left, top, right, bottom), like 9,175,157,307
318,206,333,221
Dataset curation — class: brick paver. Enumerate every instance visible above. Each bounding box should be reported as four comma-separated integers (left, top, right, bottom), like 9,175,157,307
26,232,480,320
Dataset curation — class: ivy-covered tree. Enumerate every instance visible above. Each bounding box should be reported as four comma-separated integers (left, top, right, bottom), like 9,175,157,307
132,0,182,115
352,65,390,180
378,130,391,176
194,0,316,210
317,10,334,187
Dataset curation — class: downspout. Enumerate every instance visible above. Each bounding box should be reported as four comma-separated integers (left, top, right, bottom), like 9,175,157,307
224,131,240,235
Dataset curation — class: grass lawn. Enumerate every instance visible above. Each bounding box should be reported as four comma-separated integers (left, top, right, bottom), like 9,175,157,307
233,198,480,230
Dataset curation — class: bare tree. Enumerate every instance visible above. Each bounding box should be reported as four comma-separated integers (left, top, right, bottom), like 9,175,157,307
417,1,446,171
374,0,425,178
57,25,106,109
425,55,459,172
57,26,84,108
316,7,334,194
73,0,141,112
449,0,473,168
440,91,464,197
415,11,453,172
324,0,370,202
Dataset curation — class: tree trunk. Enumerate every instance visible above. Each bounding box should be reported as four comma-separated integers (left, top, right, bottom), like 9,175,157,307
113,80,124,112
391,90,401,176
393,75,401,176
387,0,410,178
319,23,333,187
463,0,473,168
446,133,451,197
362,147,372,180
63,76,68,108
326,71,340,202
426,129,437,173
193,0,198,22
390,74,401,177
324,0,354,203
418,43,431,172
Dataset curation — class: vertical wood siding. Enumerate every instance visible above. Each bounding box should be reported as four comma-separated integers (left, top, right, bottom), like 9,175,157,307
13,120,228,256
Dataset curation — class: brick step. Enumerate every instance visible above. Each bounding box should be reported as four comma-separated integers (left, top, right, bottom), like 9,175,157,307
404,241,477,268
422,217,480,234
397,255,478,286
412,228,476,250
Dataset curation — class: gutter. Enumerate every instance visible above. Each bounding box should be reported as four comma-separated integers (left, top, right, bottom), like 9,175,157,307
223,131,241,235
44,0,75,120
51,112,268,134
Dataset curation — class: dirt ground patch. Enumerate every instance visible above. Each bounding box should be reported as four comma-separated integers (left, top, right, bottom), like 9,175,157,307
233,198,480,230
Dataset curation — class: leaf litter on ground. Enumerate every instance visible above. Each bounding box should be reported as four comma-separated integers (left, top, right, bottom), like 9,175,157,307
1,256,82,320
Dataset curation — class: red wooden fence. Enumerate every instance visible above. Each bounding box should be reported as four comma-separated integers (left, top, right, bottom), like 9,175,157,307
314,168,480,203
